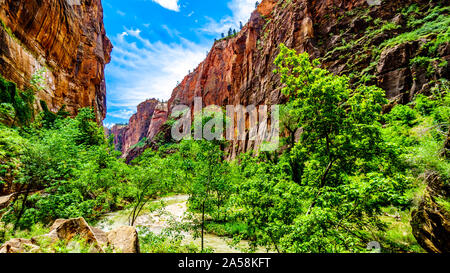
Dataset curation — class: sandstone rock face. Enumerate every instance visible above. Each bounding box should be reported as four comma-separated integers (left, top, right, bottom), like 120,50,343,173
110,124,128,152
411,172,450,253
165,0,367,157
164,0,449,157
121,99,160,153
147,102,169,140
0,193,14,210
109,100,168,159
0,0,112,122
116,0,449,161
106,226,140,253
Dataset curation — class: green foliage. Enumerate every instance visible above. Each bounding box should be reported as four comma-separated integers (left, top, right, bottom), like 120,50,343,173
130,137,148,150
0,108,132,229
386,105,418,127
381,5,450,50
73,108,105,147
0,75,35,126
2,34,449,253
0,125,27,189
139,228,198,253
227,44,412,253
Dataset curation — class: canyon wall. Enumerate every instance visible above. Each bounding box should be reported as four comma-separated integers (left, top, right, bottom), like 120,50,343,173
0,0,112,122
109,99,168,160
116,0,448,160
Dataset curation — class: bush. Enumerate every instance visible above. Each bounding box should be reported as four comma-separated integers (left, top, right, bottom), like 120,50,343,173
387,105,418,127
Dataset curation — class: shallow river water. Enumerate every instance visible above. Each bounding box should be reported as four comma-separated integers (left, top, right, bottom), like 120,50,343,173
95,195,263,253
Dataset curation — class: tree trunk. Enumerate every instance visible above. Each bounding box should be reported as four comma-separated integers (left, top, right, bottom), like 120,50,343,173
13,186,31,231
201,200,205,252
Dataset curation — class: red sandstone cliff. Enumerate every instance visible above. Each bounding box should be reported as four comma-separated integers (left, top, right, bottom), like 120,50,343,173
118,0,448,161
0,0,112,122
110,124,128,152
122,99,159,153
166,0,448,156
109,99,168,158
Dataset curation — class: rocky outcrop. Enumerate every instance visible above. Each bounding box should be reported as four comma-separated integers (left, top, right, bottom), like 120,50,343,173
108,100,168,160
158,0,448,157
0,193,14,210
411,172,450,253
0,0,112,122
147,102,169,141
106,226,140,253
0,217,140,253
43,218,105,251
121,99,160,153
0,238,40,253
110,124,128,152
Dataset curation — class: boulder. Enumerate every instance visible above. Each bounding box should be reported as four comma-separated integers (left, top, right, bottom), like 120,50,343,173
0,218,139,253
0,193,14,210
91,226,109,247
377,68,411,101
1,218,142,253
0,0,112,122
0,238,40,253
107,226,140,253
39,217,105,253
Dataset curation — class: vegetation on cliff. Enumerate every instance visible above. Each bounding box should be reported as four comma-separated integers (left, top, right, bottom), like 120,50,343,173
2,43,449,252
1,0,450,253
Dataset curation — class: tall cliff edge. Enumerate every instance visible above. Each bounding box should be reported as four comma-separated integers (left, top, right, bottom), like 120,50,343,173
117,0,448,160
0,0,112,122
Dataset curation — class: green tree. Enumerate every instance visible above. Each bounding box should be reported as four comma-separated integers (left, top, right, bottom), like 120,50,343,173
185,111,230,252
0,76,35,127
235,44,410,252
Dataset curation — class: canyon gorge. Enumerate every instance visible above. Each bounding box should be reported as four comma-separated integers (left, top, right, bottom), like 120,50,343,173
0,0,449,254
113,0,449,161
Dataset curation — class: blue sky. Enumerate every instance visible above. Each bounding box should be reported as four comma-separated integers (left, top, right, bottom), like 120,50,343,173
102,0,256,126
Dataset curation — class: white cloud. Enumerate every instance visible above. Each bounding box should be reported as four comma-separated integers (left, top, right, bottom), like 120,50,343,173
107,109,136,120
200,0,255,35
161,25,180,38
106,28,209,121
105,0,256,122
152,0,180,12
228,0,257,23
103,122,115,129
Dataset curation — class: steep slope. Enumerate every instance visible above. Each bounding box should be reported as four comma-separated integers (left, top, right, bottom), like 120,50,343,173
120,0,448,159
411,172,450,253
0,0,112,122
109,99,168,159
113,0,449,160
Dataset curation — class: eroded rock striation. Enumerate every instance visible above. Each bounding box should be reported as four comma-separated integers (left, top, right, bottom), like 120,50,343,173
120,0,448,160
109,99,168,160
0,0,112,122
106,0,450,162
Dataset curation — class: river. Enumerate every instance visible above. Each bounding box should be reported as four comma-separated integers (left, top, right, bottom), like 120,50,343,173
95,195,264,253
